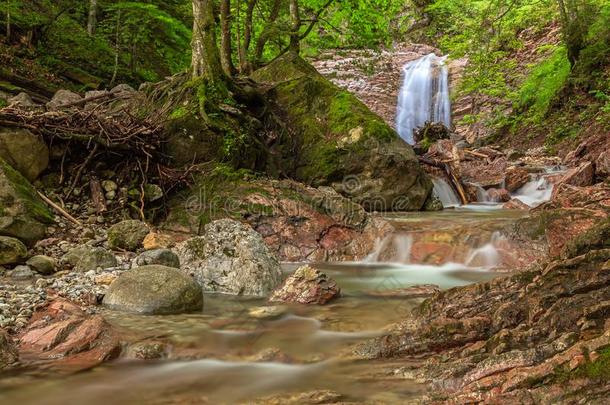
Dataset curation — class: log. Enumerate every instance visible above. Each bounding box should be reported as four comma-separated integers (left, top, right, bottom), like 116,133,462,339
418,156,469,205
89,177,107,213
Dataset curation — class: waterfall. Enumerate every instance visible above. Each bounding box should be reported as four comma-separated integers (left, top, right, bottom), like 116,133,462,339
432,177,461,207
396,53,451,144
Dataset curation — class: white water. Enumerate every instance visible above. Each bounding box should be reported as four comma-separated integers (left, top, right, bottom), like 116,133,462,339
432,177,461,208
396,53,451,144
512,168,563,207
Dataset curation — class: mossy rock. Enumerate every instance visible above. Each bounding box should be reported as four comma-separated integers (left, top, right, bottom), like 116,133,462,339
0,158,53,246
0,236,27,265
107,220,150,251
251,52,431,211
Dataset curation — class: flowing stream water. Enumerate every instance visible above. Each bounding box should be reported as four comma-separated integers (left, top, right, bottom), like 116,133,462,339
0,56,560,404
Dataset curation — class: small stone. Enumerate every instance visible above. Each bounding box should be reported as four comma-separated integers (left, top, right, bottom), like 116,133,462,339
8,265,35,279
107,220,150,251
105,190,116,200
133,249,180,268
249,306,287,319
142,232,173,250
94,273,118,286
26,255,56,275
125,341,167,360
144,184,164,202
72,247,118,272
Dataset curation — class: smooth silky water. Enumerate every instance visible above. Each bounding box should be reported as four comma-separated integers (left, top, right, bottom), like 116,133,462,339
0,208,527,405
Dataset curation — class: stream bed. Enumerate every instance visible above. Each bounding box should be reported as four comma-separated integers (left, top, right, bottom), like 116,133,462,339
0,207,528,404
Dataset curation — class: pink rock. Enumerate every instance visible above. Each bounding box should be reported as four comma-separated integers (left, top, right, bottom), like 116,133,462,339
486,188,511,203
557,162,594,188
504,167,530,193
269,266,340,305
503,199,530,210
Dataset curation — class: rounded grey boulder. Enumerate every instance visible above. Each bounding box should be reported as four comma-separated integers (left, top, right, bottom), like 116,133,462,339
177,219,282,297
102,265,203,314
107,220,150,251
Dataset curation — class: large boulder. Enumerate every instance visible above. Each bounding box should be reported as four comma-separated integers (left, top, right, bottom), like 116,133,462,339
270,265,340,305
0,127,49,181
251,52,431,211
46,90,82,111
102,265,203,314
0,236,27,265
65,246,118,272
0,158,53,245
176,219,283,297
107,220,150,251
164,174,394,262
19,299,120,371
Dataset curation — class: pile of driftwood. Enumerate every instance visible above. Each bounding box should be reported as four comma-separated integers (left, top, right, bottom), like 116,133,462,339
0,106,163,156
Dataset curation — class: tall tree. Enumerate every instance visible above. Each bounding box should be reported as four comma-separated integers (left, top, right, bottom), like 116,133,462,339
191,0,224,80
220,0,236,77
87,0,98,36
289,0,301,53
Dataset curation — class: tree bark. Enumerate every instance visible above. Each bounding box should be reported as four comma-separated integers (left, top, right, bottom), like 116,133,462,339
6,0,11,41
109,10,121,87
87,0,98,36
254,0,281,64
289,0,301,53
191,0,224,80
220,0,236,77
238,0,256,74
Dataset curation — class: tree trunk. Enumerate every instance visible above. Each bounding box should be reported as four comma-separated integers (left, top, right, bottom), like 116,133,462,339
6,0,10,41
87,0,98,36
191,0,224,80
109,10,121,87
238,0,256,74
289,0,301,53
254,0,281,65
220,0,236,77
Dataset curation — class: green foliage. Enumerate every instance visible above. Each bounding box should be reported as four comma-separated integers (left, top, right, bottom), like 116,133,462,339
515,46,571,122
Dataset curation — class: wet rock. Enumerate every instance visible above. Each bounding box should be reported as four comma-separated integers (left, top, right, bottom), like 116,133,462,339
165,177,393,262
0,330,18,370
486,188,511,203
125,341,167,360
177,219,282,297
249,306,287,319
102,265,203,314
557,161,594,187
504,167,530,192
26,255,56,275
0,127,49,181
18,299,120,371
366,284,440,299
0,236,27,265
270,265,340,305
0,158,54,245
423,194,443,211
503,198,530,210
107,220,150,251
46,89,82,111
133,249,179,268
71,247,118,272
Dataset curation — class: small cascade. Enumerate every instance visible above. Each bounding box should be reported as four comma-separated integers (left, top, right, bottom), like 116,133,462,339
513,173,556,207
432,177,461,208
465,232,504,269
396,53,451,144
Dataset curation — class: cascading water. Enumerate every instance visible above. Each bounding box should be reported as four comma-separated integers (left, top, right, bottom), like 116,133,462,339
432,177,461,208
396,53,451,144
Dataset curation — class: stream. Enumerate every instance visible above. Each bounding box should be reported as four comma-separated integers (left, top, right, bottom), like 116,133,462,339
0,205,540,404
0,54,560,404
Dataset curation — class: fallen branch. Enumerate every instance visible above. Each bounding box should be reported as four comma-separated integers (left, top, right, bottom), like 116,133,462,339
418,156,469,204
37,191,82,226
